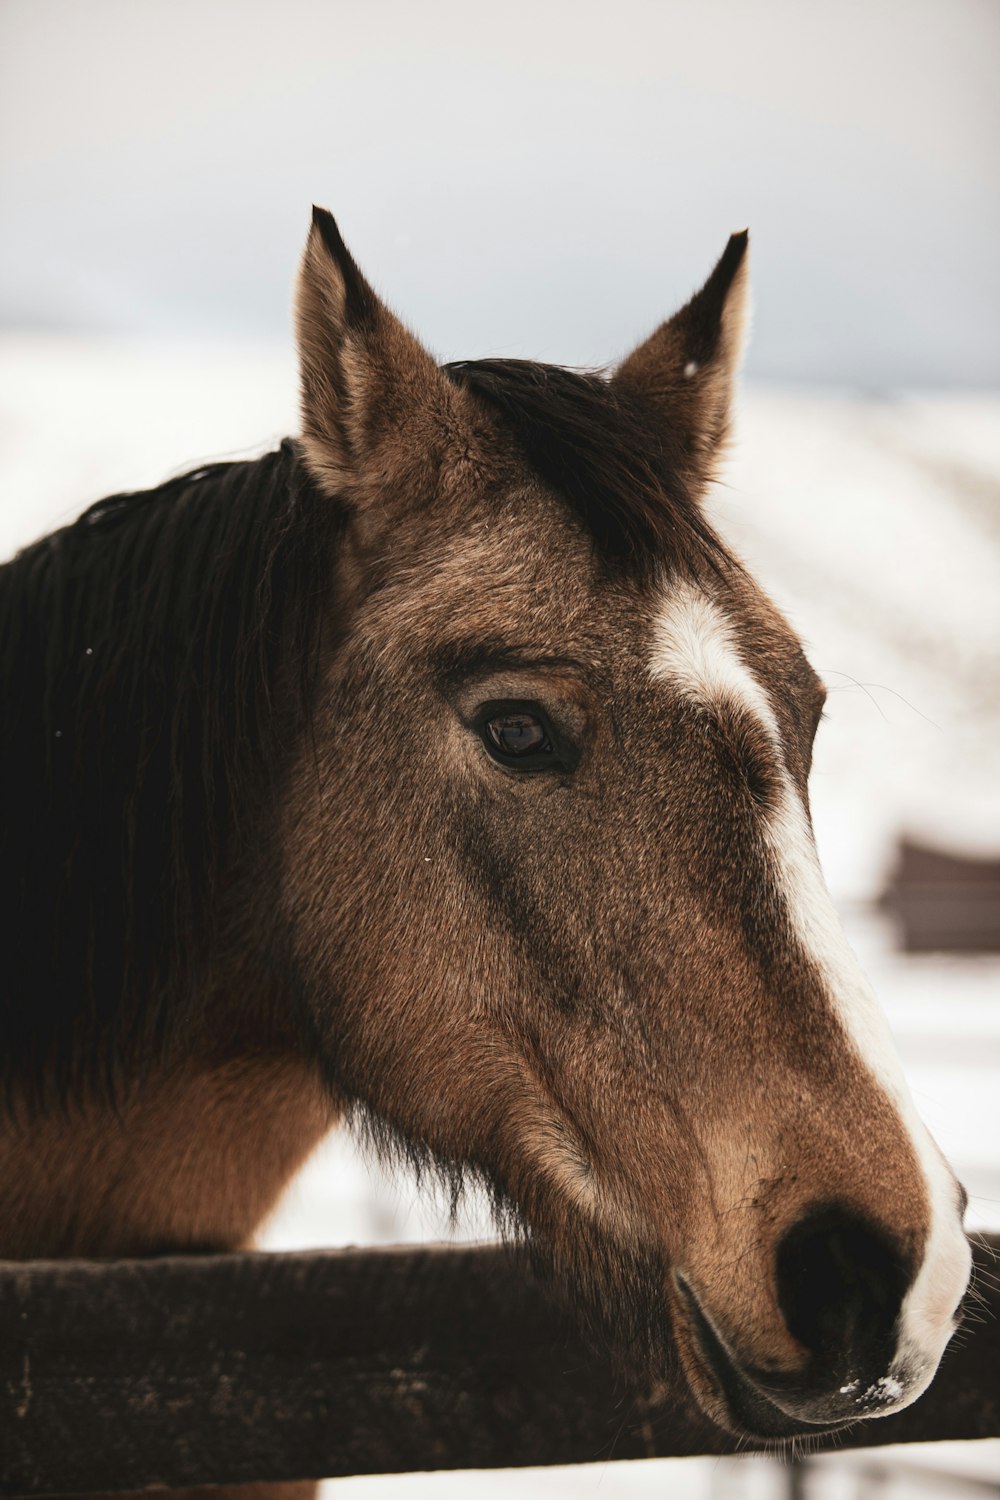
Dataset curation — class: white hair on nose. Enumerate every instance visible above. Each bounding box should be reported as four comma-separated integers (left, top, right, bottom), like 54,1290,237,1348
648,577,970,1407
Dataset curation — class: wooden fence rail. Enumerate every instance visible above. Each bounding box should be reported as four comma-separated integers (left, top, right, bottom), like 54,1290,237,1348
2,1235,998,1495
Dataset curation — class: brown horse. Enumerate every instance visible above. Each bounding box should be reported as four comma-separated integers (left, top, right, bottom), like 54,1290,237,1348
0,210,970,1492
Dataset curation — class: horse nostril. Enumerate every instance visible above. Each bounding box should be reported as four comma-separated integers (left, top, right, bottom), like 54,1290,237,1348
775,1205,913,1373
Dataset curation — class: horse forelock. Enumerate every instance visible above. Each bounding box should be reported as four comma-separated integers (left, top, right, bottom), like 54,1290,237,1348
442,358,728,578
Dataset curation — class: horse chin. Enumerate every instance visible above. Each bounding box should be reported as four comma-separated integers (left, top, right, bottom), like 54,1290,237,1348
671,1276,853,1442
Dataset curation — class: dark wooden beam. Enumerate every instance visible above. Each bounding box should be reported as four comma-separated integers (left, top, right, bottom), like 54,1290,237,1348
2,1236,998,1495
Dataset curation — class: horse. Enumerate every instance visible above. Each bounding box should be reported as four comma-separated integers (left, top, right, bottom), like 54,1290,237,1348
0,209,971,1497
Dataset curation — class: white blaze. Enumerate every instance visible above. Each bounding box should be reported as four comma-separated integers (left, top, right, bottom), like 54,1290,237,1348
650,579,970,1410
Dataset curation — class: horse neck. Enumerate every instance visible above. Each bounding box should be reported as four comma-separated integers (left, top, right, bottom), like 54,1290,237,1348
0,449,340,1258
0,967,335,1260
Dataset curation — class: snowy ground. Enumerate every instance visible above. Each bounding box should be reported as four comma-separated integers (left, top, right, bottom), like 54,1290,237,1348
1,336,998,1498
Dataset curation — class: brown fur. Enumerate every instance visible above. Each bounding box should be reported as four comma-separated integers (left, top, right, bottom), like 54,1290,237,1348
0,1054,330,1260
0,212,963,1490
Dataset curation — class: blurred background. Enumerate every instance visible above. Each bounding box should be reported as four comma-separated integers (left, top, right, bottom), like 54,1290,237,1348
1,2,998,1496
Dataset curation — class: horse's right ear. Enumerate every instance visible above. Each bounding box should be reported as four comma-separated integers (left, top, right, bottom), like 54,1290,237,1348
295,207,468,504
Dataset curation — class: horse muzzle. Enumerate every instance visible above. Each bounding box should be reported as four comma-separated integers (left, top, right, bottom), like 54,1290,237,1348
672,1200,969,1439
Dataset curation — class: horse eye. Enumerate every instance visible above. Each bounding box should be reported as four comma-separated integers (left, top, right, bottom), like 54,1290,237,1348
486,713,551,759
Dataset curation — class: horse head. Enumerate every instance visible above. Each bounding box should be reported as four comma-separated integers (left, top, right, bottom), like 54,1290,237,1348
284,209,969,1438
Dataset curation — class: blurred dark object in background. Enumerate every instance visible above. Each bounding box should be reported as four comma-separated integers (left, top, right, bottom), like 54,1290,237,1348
881,838,1000,953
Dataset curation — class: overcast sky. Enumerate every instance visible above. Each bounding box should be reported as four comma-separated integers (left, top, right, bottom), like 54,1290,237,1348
1,0,998,387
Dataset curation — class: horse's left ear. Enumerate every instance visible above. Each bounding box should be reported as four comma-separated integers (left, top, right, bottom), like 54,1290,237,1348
613,231,750,493
295,206,471,506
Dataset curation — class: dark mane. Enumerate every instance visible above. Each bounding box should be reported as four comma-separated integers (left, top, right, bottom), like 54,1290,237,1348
442,358,727,574
0,441,337,1101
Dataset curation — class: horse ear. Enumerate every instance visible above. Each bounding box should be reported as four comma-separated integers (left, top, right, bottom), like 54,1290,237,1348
295,207,466,501
613,231,750,492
